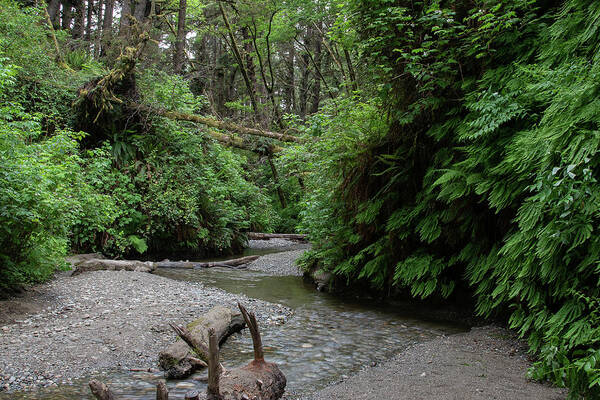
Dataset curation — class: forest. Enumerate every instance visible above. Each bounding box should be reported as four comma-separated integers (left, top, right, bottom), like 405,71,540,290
0,0,599,398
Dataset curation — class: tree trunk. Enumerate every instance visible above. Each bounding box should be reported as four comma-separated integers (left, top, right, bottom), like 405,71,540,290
218,2,258,116
133,0,147,23
72,0,85,40
309,23,322,114
119,0,132,35
298,34,310,119
173,0,187,74
61,1,72,30
84,0,93,43
101,0,114,55
160,306,245,379
48,0,61,28
94,0,103,57
268,155,287,209
344,48,357,91
213,304,286,400
284,43,295,114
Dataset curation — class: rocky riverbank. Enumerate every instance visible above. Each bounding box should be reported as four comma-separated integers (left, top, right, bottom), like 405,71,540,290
303,325,567,400
0,270,291,393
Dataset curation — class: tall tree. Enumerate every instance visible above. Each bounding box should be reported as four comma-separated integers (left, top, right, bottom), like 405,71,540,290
72,0,85,40
173,0,187,73
120,0,132,36
101,0,114,54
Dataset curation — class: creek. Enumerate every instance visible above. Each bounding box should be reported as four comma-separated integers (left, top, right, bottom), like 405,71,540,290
2,245,466,399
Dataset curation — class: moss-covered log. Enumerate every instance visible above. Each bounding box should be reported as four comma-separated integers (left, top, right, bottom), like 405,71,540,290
130,103,302,143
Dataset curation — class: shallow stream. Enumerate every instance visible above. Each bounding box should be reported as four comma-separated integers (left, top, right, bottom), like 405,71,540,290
3,245,466,399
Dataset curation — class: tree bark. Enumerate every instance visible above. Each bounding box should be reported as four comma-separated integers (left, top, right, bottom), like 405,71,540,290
84,0,93,43
267,155,287,209
94,0,104,57
119,0,132,35
309,22,322,114
48,0,61,28
61,1,73,30
173,0,187,74
344,48,358,91
101,0,114,54
133,0,147,23
284,43,295,114
72,0,85,40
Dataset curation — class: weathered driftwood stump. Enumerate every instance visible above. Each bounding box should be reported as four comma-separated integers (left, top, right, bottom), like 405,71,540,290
89,303,285,400
173,303,286,400
159,306,245,379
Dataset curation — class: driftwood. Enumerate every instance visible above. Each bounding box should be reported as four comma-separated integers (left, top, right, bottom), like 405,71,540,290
173,304,286,400
89,304,285,400
72,259,156,275
159,306,244,379
247,232,307,242
70,255,259,275
89,380,116,400
157,381,169,400
155,255,259,270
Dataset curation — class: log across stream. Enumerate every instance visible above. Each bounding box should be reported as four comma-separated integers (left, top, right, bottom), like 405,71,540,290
1,246,466,399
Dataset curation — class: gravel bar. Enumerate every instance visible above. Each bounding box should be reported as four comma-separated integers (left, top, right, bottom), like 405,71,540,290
303,325,567,400
246,249,307,276
0,270,291,392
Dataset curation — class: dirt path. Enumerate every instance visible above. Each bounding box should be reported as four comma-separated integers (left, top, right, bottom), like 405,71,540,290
304,325,567,400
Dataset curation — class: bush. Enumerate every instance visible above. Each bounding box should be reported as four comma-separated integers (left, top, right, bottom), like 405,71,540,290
294,0,600,397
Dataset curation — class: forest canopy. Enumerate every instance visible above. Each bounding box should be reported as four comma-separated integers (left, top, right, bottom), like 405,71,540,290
0,0,599,397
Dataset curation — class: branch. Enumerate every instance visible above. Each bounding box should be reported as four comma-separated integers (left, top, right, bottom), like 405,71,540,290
238,303,264,362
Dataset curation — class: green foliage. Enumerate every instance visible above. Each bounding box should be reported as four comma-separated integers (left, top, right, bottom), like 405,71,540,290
295,0,600,397
0,56,95,288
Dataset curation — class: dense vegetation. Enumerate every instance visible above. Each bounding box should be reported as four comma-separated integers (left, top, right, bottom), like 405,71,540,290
1,0,599,397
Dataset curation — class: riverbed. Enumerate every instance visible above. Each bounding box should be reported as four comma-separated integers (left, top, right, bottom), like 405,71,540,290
0,240,463,398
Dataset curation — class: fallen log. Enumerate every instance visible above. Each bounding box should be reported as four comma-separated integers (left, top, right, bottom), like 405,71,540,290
173,304,286,400
247,232,307,242
72,259,156,275
131,103,302,143
159,306,245,379
155,255,259,269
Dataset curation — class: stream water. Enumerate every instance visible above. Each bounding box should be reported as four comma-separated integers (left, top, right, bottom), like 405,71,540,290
3,246,467,399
